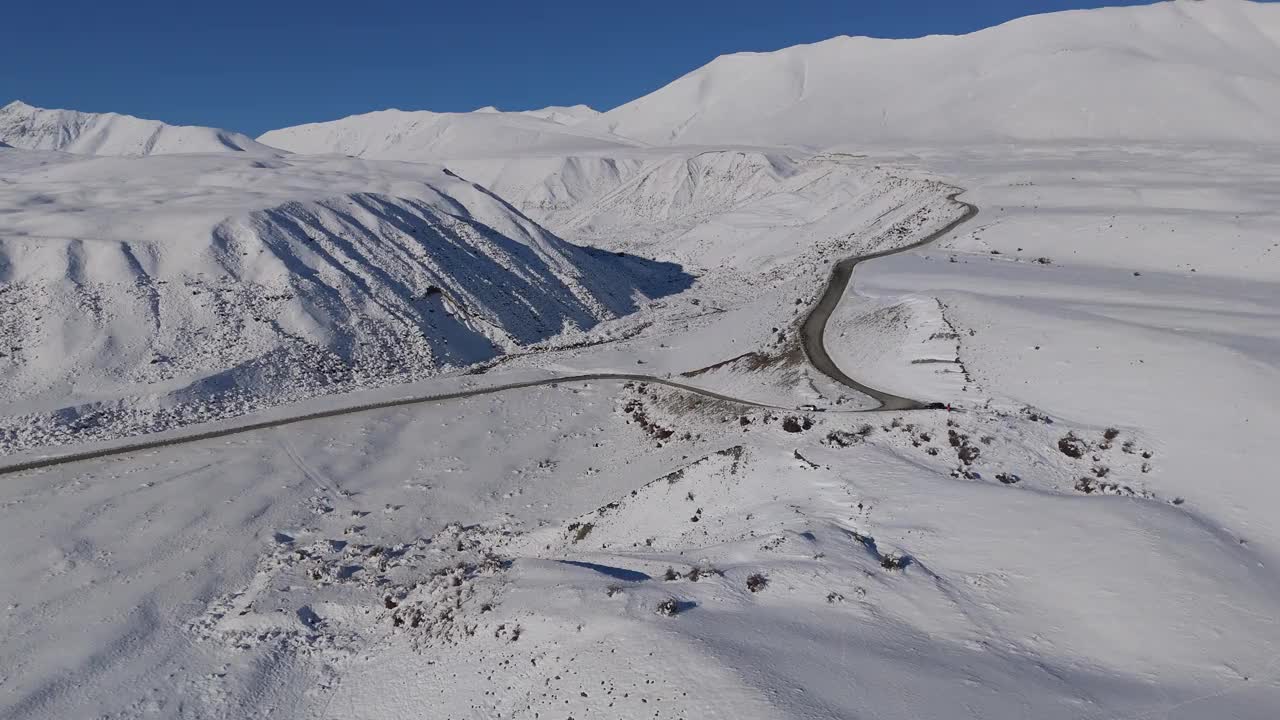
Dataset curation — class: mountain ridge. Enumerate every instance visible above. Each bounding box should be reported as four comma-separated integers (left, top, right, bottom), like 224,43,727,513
257,106,635,162
586,0,1280,147
0,100,280,156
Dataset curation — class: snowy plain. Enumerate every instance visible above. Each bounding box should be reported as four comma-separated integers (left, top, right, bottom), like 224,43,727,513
3,1,1280,719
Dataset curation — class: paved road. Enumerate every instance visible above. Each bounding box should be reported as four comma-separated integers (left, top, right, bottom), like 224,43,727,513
800,192,979,410
0,192,977,476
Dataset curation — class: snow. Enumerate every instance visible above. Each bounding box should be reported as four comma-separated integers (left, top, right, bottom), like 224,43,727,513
256,106,636,161
0,100,279,156
0,150,691,453
589,0,1280,147
518,104,601,125
6,375,1278,718
5,2,1280,719
855,141,1280,560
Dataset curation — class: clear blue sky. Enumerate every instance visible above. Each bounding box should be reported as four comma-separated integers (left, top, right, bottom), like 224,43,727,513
4,0,1169,136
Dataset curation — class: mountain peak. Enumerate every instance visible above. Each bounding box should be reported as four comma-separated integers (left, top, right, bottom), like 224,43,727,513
0,102,279,156
589,0,1280,146
258,104,635,162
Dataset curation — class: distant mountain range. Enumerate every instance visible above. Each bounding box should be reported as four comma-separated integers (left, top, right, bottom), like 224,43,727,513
256,105,636,162
0,100,279,155
7,2,1279,160
584,0,1280,146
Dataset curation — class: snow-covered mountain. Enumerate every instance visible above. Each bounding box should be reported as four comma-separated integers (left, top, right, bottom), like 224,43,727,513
0,150,689,442
517,104,601,125
0,100,279,156
257,106,636,162
589,0,1280,146
9,5,1280,719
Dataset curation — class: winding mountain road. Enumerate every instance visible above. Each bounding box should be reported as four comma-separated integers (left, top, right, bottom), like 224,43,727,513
0,191,976,476
801,192,978,411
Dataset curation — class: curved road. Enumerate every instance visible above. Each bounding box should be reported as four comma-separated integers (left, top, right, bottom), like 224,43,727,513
801,192,979,411
0,192,976,476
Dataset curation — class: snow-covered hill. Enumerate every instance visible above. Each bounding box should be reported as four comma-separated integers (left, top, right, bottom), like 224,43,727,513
8,4,1280,719
590,0,1280,146
257,106,637,161
0,151,689,449
0,101,279,156
450,152,648,222
518,104,601,124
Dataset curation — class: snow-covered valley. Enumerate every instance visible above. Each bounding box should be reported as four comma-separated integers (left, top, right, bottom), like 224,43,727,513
3,2,1280,718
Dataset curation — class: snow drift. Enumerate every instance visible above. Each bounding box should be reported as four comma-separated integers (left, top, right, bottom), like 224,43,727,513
0,101,279,156
589,0,1280,146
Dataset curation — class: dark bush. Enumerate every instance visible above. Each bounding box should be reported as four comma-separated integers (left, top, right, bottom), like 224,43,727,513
655,598,680,617
880,554,911,571
1058,434,1087,459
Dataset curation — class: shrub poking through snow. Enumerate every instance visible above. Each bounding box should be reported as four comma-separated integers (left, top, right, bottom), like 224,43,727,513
1058,433,1087,459
746,573,769,593
826,423,876,447
880,554,911,571
1104,427,1121,441
781,416,813,433
655,598,680,617
663,566,679,581
687,565,721,582
1021,406,1053,424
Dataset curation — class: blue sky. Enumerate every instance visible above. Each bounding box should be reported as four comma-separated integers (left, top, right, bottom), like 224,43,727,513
4,0,1169,135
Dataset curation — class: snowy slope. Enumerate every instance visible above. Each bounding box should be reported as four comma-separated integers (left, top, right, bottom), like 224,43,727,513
7,3,1280,718
590,0,1280,146
5,373,1277,719
0,151,689,450
450,152,648,223
469,148,971,409
0,101,279,156
257,106,637,161
518,104,601,124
